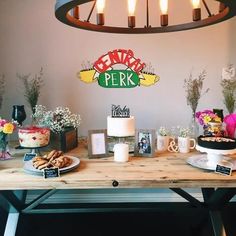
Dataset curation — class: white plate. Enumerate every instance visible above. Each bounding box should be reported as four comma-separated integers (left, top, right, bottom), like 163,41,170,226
187,154,236,171
24,156,80,176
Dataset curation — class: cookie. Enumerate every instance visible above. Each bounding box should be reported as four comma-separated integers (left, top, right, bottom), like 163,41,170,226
46,150,58,160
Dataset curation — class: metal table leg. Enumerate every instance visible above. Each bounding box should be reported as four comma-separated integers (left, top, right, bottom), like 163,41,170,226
210,210,226,236
4,213,19,236
201,188,236,236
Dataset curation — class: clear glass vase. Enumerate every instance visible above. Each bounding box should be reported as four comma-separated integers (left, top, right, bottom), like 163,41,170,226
0,134,12,161
189,112,199,139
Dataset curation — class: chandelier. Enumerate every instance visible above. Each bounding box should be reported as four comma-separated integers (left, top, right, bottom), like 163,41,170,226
55,0,236,34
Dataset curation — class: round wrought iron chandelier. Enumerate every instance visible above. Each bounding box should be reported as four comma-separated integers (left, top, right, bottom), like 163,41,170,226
55,0,236,34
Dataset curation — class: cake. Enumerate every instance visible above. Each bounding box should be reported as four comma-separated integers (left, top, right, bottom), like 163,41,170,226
18,126,50,148
107,116,135,137
197,135,236,150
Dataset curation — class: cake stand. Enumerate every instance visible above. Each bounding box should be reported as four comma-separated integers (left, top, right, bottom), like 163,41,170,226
187,144,236,171
20,145,48,156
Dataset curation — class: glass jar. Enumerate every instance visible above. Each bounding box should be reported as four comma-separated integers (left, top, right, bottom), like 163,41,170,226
0,134,12,160
189,112,199,138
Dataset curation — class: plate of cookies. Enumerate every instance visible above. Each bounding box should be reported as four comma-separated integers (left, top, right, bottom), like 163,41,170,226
23,150,80,175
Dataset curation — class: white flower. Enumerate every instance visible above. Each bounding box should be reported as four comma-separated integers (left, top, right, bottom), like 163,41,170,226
33,105,81,133
177,126,190,138
158,126,169,136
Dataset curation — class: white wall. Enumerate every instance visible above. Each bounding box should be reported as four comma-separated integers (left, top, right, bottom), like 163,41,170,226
0,0,235,136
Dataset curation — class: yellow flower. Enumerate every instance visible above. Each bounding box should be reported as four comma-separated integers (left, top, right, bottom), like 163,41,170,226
214,117,221,123
3,123,14,134
203,116,211,124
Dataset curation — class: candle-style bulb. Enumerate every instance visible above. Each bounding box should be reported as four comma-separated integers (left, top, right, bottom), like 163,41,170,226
192,0,201,21
128,0,136,28
219,3,226,13
192,0,200,9
160,0,168,27
96,0,105,13
128,0,136,16
160,0,168,15
96,0,105,25
73,6,79,19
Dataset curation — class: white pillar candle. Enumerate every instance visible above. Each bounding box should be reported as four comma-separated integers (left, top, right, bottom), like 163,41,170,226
113,143,129,162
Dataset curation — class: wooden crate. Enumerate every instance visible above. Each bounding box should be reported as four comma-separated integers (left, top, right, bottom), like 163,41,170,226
49,127,78,152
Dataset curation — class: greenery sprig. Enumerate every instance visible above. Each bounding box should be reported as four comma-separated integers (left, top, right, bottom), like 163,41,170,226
0,74,5,110
17,68,44,113
221,64,236,114
184,70,209,114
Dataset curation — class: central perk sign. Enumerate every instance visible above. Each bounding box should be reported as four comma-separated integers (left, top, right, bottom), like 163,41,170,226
78,49,159,88
99,70,139,88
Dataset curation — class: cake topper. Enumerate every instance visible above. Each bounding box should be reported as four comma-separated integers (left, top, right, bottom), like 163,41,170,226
112,105,130,118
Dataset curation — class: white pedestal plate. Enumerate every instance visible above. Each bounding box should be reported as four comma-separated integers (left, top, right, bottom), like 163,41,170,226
187,144,236,171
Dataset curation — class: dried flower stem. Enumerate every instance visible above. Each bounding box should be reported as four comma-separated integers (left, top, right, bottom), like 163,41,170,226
184,70,209,114
0,74,5,110
221,64,236,114
17,68,44,113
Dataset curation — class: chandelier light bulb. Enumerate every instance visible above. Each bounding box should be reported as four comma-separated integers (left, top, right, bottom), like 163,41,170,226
192,0,201,21
160,0,168,15
160,0,168,26
96,0,105,25
128,0,136,28
96,0,105,14
73,6,79,19
192,0,200,9
128,0,137,16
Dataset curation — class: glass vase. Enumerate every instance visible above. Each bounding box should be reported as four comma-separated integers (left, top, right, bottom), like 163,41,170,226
189,112,199,139
0,134,12,161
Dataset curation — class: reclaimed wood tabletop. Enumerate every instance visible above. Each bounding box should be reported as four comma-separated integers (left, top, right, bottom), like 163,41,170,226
1,143,236,190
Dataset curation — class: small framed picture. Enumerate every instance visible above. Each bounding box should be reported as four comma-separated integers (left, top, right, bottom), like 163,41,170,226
88,129,109,158
134,129,156,157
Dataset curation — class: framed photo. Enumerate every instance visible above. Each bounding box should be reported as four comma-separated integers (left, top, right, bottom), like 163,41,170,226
134,129,156,157
88,129,109,158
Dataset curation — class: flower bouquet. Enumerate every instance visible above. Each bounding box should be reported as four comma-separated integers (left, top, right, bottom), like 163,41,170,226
157,127,170,152
32,105,81,133
176,127,196,153
0,118,15,160
177,127,191,138
195,110,222,136
158,126,169,136
32,105,81,152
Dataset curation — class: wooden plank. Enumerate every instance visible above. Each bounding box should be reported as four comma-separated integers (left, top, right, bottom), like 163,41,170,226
1,144,236,190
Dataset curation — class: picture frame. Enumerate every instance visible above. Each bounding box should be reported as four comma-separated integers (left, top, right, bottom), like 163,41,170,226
134,129,156,157
88,129,109,158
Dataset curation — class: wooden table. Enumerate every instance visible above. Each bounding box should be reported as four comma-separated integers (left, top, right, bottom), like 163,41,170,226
1,144,236,236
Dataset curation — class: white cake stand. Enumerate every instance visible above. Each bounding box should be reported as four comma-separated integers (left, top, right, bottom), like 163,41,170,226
195,144,236,169
19,145,48,155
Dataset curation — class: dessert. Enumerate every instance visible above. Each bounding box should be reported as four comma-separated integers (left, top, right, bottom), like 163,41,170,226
18,126,50,148
107,105,135,137
197,135,236,150
32,150,72,170
107,116,135,137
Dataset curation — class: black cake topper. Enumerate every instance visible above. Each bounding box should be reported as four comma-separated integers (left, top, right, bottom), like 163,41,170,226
112,105,130,118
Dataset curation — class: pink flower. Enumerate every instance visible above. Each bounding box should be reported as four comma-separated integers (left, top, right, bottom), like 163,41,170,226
224,114,236,138
195,110,220,126
0,119,7,127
